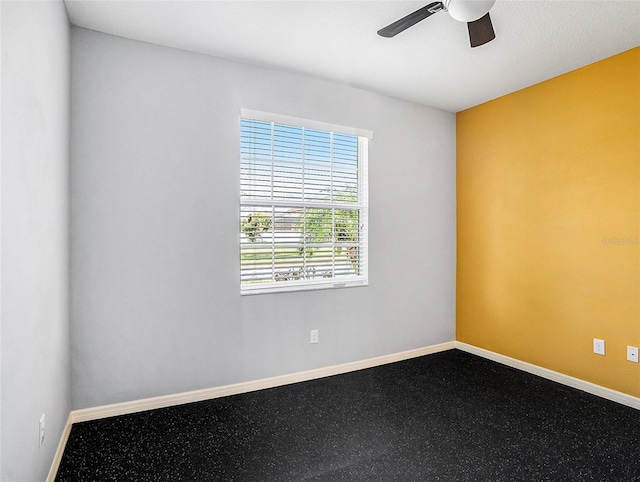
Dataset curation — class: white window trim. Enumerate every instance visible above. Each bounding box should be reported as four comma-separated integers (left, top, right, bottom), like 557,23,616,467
240,110,370,295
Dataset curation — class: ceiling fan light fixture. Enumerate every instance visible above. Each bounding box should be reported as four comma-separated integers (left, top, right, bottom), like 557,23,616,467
445,0,496,22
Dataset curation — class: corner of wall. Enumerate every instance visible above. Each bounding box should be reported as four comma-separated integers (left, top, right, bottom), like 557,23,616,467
456,47,640,398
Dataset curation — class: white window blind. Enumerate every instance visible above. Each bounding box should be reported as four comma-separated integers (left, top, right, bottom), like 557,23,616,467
240,112,370,294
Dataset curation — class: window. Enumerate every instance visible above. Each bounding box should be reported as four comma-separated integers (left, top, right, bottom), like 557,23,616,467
240,110,371,294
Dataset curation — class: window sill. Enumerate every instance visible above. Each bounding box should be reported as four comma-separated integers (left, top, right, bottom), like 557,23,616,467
241,278,368,296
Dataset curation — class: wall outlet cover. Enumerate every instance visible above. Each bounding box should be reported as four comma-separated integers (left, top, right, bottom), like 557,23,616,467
593,338,605,355
39,414,46,447
627,346,639,363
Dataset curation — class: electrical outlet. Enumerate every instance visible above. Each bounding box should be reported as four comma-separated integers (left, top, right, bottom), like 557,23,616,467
310,329,319,344
593,338,605,356
39,414,46,447
627,346,639,363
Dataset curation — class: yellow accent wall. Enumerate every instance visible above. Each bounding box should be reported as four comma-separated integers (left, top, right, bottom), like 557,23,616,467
457,47,640,397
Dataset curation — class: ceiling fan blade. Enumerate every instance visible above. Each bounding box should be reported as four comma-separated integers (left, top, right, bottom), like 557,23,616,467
377,2,444,38
467,12,495,47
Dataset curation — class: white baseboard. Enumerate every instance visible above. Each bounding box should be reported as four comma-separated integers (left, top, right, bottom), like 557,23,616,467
47,342,452,480
456,341,640,410
46,413,72,482
71,341,456,424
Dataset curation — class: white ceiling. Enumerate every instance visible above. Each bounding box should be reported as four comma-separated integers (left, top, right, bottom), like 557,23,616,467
64,0,640,112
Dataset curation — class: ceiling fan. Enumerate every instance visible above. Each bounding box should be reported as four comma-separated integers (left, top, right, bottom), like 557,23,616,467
378,0,496,48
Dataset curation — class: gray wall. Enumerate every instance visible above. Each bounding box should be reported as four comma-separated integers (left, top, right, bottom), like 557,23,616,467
1,2,71,480
71,28,456,410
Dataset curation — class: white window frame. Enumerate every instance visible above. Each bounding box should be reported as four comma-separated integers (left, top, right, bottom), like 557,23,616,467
240,109,372,295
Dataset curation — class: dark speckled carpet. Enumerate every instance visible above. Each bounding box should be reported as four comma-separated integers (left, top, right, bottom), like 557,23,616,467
56,349,640,481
